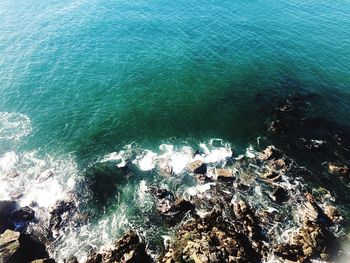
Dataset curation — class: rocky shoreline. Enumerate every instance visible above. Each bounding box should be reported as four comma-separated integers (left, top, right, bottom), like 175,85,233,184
1,92,350,263
0,144,347,262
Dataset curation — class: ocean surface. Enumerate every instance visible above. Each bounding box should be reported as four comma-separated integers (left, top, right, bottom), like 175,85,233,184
1,0,350,261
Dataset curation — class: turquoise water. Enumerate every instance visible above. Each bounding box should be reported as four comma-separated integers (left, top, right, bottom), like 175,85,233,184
1,0,350,260
1,0,350,159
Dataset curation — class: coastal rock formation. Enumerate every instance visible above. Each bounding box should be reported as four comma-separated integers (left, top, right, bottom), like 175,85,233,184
0,229,51,263
86,231,153,263
150,188,195,225
49,198,76,239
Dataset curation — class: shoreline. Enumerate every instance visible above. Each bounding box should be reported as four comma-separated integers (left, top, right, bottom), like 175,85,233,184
1,92,350,262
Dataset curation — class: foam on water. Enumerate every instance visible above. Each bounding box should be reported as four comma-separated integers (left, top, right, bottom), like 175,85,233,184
0,113,344,262
0,112,32,142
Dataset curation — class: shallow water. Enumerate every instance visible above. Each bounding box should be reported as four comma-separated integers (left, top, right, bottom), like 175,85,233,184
1,0,350,261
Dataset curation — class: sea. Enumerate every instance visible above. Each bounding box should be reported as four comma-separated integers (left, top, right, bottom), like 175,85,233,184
0,0,350,261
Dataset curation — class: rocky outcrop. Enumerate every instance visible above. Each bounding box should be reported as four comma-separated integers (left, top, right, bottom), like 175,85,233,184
49,198,76,239
0,229,50,263
162,210,261,263
150,188,195,225
86,231,153,263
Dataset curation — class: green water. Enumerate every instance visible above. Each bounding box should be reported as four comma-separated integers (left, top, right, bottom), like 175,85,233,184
1,0,350,161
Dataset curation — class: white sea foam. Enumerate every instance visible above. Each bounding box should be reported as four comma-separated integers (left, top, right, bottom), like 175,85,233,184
0,112,31,141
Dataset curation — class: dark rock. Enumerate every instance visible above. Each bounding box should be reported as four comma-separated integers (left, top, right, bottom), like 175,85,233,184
86,231,153,263
11,206,35,231
272,187,289,203
157,198,195,225
0,229,49,263
187,160,207,174
0,201,17,233
49,199,76,239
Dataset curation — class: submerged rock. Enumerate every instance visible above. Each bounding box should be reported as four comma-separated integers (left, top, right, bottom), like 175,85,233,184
86,231,153,263
328,163,349,177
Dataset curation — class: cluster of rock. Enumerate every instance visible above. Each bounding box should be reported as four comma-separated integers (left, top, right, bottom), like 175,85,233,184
86,231,152,263
0,197,77,263
79,144,344,263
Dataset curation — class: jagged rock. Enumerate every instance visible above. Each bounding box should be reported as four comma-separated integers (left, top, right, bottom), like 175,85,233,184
187,160,207,174
0,201,17,233
49,199,76,239
260,170,281,183
11,206,35,222
232,201,265,242
324,205,342,223
215,169,234,181
158,199,195,225
0,229,20,262
0,229,49,262
259,146,283,161
163,210,261,263
328,163,349,177
150,188,194,225
86,231,153,263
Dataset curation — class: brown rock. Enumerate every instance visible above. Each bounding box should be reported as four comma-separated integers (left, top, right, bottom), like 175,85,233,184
215,169,234,181
188,160,207,174
328,163,349,177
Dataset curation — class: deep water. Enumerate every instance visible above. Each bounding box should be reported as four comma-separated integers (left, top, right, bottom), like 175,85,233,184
1,0,350,261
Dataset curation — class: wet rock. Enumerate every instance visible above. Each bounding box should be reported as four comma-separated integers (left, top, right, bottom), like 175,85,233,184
158,198,195,225
0,229,49,262
0,200,17,233
232,200,265,242
215,168,234,181
86,231,153,263
49,199,76,239
328,163,349,177
259,146,283,161
163,210,261,263
11,206,35,222
297,138,327,151
11,206,35,231
187,160,207,174
150,188,194,225
324,205,342,223
260,170,281,183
